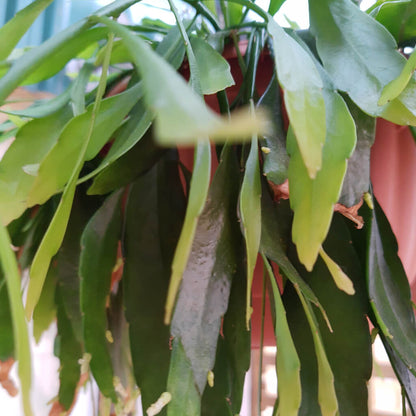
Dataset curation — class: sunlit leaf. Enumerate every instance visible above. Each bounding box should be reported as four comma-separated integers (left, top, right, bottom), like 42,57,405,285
268,19,326,178
268,0,287,16
80,190,123,401
0,0,54,61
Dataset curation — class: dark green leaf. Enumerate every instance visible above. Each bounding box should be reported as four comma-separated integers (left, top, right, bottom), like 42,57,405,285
380,334,416,415
338,100,376,207
87,127,163,195
268,0,287,16
167,338,200,416
0,106,72,225
268,19,326,178
55,286,83,410
258,74,289,185
310,0,416,125
367,199,416,375
171,144,241,395
123,160,184,412
0,0,54,61
80,190,123,401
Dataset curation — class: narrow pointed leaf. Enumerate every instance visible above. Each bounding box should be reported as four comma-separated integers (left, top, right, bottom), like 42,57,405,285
0,106,72,225
165,140,211,324
124,159,185,412
379,49,416,105
80,190,123,401
239,135,261,328
28,83,142,207
0,224,32,415
268,0,286,16
167,338,200,416
288,81,356,270
310,0,416,125
0,274,13,360
189,37,235,95
267,19,326,178
319,247,355,295
0,0,54,61
367,200,416,375
93,17,268,145
171,144,241,395
55,286,83,410
263,255,301,416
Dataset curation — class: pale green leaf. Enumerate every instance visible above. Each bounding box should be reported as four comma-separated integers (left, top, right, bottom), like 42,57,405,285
288,83,356,270
0,0,54,61
239,134,261,328
267,19,326,178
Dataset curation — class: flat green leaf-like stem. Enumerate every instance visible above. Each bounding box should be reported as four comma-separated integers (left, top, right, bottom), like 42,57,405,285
80,190,123,401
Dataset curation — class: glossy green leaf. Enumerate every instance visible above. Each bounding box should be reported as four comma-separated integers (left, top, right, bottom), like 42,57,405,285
223,1,244,26
28,83,142,207
268,0,286,16
0,106,72,225
379,48,416,105
372,0,416,43
367,199,416,375
310,0,416,126
190,37,235,95
26,36,114,319
381,334,416,415
80,190,123,401
70,62,95,116
262,254,301,416
239,134,261,328
33,264,57,343
285,214,371,416
93,17,268,145
55,286,83,410
165,140,211,324
87,127,162,195
124,159,185,412
221,250,250,415
267,19,326,178
338,100,376,207
167,338,200,416
0,224,32,415
258,74,289,185
288,82,356,270
0,0,138,103
171,144,241,395
0,0,54,61
0,274,13,360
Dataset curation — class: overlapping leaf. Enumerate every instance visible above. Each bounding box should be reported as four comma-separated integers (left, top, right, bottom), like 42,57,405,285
267,19,326,178
170,145,241,397
310,0,416,125
366,200,416,375
80,190,123,401
93,17,268,145
288,75,356,270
